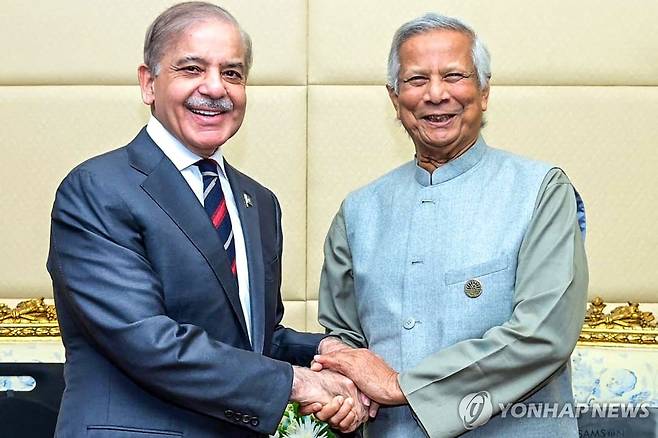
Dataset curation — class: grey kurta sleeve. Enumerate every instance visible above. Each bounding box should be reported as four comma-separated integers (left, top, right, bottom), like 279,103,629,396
399,168,588,436
318,202,367,349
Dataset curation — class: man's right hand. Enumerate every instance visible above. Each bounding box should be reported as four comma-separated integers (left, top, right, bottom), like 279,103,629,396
311,338,381,420
290,366,368,433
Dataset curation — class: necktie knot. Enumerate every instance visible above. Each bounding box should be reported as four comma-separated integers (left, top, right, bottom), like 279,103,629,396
196,158,218,175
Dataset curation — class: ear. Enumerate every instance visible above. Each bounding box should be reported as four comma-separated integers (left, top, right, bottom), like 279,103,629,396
138,64,156,105
386,84,401,118
480,84,490,112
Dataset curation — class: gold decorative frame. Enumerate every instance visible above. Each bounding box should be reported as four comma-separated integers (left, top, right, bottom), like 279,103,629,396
578,297,658,347
0,297,657,345
0,298,60,338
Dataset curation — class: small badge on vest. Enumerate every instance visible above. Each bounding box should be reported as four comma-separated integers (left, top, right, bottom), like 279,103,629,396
464,279,483,298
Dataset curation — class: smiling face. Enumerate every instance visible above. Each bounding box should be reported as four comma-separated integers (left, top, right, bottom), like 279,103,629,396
138,18,247,157
388,30,489,161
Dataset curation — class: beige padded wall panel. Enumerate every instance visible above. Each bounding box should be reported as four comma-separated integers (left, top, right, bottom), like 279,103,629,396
306,85,658,303
306,300,323,333
308,0,658,86
307,85,410,300
483,86,658,303
0,86,149,298
225,86,307,301
1,0,306,85
0,85,306,300
281,300,307,331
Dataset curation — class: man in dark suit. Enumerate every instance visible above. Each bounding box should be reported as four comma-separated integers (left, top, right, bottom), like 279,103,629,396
47,2,366,436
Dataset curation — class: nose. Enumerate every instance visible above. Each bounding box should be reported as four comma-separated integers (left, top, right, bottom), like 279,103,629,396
198,69,227,98
424,76,449,104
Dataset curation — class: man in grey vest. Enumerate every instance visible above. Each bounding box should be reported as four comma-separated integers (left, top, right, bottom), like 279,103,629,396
313,12,588,437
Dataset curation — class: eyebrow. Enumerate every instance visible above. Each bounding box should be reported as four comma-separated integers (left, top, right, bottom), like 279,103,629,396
224,62,245,70
174,55,204,64
173,56,244,70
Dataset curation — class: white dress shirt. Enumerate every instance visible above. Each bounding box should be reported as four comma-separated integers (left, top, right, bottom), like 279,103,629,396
146,116,252,341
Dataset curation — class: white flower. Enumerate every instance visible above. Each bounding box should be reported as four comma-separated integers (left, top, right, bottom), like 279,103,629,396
285,416,329,438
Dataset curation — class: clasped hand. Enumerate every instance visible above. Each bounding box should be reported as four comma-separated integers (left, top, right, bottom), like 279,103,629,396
292,338,407,432
312,345,407,406
290,337,381,433
291,366,368,433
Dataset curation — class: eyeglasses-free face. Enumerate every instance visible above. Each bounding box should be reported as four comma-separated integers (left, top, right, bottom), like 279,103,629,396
388,29,489,162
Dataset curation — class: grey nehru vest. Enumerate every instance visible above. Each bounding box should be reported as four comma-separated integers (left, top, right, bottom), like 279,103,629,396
342,137,578,437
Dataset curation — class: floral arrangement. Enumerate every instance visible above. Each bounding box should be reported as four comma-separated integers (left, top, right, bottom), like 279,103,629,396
271,403,336,438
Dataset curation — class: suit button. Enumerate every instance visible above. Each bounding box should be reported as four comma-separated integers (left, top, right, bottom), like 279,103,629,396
242,414,251,423
403,318,416,329
251,418,259,427
225,409,234,419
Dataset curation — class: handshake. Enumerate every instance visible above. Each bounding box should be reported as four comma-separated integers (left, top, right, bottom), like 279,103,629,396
289,337,407,433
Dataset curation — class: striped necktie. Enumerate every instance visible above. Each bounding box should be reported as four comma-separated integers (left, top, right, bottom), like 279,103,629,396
196,159,238,279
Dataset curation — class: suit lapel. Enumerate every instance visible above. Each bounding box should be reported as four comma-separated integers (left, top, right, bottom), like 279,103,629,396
127,129,250,341
225,162,266,353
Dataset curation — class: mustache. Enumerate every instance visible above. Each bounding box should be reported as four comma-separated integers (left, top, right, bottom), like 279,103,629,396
185,96,233,112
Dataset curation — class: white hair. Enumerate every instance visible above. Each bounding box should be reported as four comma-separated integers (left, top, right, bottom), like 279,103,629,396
387,13,491,93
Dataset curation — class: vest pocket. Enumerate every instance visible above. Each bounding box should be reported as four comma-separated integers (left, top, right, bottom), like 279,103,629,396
444,255,509,285
87,425,183,437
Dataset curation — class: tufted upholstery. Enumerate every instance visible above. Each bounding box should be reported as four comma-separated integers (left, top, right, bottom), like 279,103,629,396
1,1,657,333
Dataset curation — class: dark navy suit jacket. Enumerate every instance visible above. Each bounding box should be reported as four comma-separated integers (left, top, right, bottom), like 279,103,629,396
47,128,324,437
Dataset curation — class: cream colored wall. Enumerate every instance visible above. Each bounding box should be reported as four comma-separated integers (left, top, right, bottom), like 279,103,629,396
1,1,656,332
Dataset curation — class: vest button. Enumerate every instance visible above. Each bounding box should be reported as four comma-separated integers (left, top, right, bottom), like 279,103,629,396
403,318,416,329
464,279,483,298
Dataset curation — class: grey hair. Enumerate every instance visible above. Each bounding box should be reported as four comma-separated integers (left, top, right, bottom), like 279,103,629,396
387,13,491,93
144,1,253,76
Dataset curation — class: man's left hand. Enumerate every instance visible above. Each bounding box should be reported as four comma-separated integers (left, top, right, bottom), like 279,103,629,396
313,349,406,406
317,336,352,355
